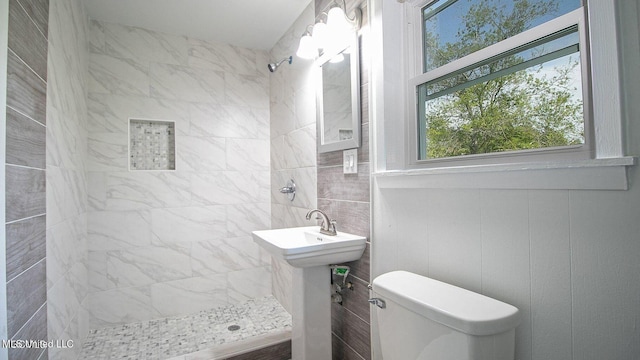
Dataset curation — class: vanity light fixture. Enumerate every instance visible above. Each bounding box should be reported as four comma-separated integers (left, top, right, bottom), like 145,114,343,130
295,0,362,60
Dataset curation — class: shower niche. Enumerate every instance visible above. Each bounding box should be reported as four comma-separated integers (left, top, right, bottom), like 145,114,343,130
129,119,176,171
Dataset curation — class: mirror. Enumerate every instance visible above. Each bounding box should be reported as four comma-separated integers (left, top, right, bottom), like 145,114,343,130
316,33,360,153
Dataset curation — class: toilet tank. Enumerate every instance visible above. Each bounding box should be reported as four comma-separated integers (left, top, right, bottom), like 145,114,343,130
371,271,520,360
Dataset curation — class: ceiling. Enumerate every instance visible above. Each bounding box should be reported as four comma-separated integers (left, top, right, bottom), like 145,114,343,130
82,0,311,50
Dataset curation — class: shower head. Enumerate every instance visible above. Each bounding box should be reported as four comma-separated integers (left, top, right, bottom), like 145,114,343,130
268,56,293,73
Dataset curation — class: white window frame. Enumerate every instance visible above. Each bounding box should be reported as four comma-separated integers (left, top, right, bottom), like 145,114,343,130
369,0,635,190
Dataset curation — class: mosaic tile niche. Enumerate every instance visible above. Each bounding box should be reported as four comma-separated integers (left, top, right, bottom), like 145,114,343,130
129,119,176,170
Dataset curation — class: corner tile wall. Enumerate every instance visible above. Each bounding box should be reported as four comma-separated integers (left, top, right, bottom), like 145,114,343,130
268,3,317,314
4,0,48,358
86,20,272,328
46,0,91,358
315,1,372,359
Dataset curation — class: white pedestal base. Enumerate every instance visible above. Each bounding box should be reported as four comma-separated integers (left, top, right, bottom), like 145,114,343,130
291,265,332,360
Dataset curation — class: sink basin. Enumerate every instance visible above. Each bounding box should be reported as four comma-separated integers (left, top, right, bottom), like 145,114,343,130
252,226,366,268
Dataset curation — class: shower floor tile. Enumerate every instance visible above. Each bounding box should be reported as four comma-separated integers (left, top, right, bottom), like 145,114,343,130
80,296,292,360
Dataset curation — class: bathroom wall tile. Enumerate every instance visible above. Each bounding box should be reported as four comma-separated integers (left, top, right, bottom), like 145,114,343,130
87,132,128,171
150,205,226,245
7,50,47,124
89,53,149,96
318,164,370,203
191,237,264,276
283,124,317,168
270,97,296,139
189,103,269,139
331,303,371,360
225,72,269,109
6,215,46,282
87,210,152,251
16,0,49,38
7,259,47,337
87,251,111,292
46,217,84,289
7,302,47,360
226,203,271,238
188,38,261,76
87,286,161,328
294,84,316,128
87,93,190,135
332,334,366,360
480,190,532,360
106,244,192,288
191,171,269,205
150,275,228,317
335,276,370,323
6,106,46,168
270,136,287,171
8,0,48,80
103,22,188,65
271,169,293,206
6,165,46,222
226,139,270,171
87,171,107,211
317,123,369,167
291,167,318,209
529,191,572,360
271,258,293,313
104,171,192,211
426,189,482,293
89,20,106,53
176,136,226,172
149,63,224,103
227,266,272,303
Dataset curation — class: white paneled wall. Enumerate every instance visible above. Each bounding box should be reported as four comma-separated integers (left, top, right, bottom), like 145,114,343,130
86,20,272,328
268,3,317,313
372,184,640,360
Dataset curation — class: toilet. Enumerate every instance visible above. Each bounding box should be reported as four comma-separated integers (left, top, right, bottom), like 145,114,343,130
371,271,520,360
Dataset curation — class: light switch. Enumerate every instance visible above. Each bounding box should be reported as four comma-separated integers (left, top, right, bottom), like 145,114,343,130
343,149,358,174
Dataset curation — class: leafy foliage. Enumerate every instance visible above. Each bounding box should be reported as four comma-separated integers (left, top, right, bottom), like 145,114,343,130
421,0,584,159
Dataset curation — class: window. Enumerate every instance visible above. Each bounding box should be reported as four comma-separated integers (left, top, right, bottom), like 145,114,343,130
408,0,590,165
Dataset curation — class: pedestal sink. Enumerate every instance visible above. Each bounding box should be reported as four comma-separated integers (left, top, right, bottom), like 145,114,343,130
252,226,366,360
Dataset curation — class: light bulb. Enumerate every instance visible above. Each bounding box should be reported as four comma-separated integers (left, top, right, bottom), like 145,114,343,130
296,33,317,59
313,22,328,50
327,6,351,34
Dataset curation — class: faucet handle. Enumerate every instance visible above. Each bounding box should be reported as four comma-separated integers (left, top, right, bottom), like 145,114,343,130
328,219,337,235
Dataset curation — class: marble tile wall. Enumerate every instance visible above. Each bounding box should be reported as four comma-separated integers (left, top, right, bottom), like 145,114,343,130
268,3,317,314
315,0,372,359
46,0,91,358
5,0,49,359
86,20,273,328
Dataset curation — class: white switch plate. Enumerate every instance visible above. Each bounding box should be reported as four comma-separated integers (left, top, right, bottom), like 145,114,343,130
343,149,358,174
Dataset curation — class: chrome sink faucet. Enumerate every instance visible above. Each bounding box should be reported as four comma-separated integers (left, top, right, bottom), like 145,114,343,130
305,209,337,236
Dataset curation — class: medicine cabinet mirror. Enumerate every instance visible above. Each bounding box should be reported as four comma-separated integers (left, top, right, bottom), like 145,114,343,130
316,32,360,153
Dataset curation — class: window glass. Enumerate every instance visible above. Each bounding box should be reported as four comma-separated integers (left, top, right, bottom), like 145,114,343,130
423,0,582,72
417,29,583,159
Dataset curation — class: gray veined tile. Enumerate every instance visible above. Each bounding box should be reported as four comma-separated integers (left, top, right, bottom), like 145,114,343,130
176,136,227,172
6,106,46,169
103,22,188,66
150,205,227,245
106,245,192,288
6,215,46,282
149,63,225,103
6,165,46,222
8,0,49,81
189,103,270,139
89,53,149,96
225,73,269,109
7,50,47,125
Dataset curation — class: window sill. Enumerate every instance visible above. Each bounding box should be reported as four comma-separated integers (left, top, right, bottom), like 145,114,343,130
373,157,636,190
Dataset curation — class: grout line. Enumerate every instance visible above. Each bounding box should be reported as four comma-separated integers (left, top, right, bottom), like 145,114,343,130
5,162,46,172
330,332,366,360
7,104,46,127
5,212,45,225
6,258,45,285
15,0,48,42
7,47,46,85
9,301,46,340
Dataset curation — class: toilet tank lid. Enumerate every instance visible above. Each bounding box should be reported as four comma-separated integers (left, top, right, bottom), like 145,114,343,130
372,271,520,336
